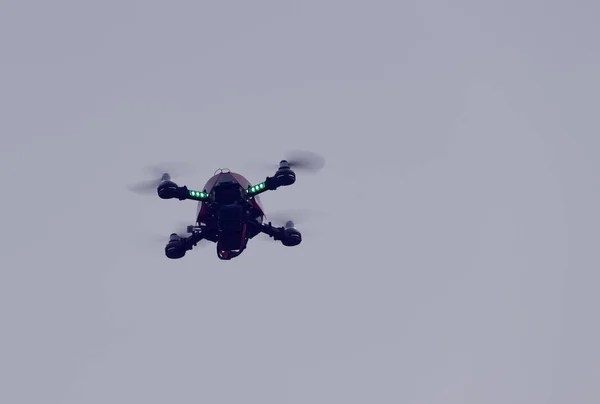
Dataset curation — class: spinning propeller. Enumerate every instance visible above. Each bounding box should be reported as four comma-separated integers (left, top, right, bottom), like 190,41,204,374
253,149,326,173
282,150,326,172
269,150,325,173
128,162,195,195
258,208,323,242
143,221,209,248
264,208,319,227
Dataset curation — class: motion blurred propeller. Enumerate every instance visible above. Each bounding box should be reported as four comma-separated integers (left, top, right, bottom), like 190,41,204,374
283,150,326,172
258,208,323,242
254,150,326,173
128,162,195,195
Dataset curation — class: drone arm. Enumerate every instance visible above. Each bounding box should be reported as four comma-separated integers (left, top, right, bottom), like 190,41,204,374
246,179,272,197
158,182,209,202
185,188,209,201
246,170,295,196
258,221,285,240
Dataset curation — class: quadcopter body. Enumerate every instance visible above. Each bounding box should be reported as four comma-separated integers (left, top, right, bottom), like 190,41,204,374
155,160,305,260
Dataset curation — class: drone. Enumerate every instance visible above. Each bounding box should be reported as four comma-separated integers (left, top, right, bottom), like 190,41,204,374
130,151,325,260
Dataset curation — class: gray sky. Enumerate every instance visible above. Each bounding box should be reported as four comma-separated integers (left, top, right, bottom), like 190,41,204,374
1,1,599,403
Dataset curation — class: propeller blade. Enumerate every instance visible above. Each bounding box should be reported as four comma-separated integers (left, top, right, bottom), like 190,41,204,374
284,150,326,172
142,222,210,248
128,179,164,194
144,162,195,178
254,227,316,243
128,162,196,195
251,150,326,173
264,208,325,226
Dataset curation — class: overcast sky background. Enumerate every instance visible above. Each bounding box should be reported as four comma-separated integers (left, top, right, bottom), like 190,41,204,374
1,1,599,403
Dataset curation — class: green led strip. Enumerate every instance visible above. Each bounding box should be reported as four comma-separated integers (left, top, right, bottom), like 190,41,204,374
248,182,266,194
189,190,208,199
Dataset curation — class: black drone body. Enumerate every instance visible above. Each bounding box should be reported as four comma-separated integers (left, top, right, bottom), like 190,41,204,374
154,159,305,260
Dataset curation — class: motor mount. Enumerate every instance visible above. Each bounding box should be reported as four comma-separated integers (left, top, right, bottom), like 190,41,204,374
157,180,182,199
274,160,296,187
281,221,301,246
165,233,187,259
